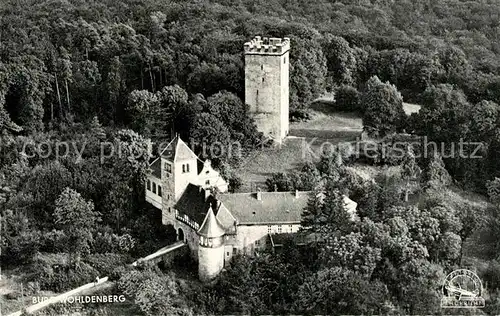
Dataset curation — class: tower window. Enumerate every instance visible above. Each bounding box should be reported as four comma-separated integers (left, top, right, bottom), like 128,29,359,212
262,77,265,83
256,90,259,96
164,163,172,173
158,185,162,197
284,57,286,64
261,65,263,70
152,182,156,194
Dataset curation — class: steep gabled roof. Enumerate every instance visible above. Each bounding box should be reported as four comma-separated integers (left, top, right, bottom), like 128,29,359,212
175,183,217,225
149,158,162,179
160,135,198,162
197,206,226,238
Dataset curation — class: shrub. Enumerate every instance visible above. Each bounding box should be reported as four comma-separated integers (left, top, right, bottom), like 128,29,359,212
93,232,136,254
39,230,66,253
483,260,500,291
335,85,361,112
290,109,311,122
24,257,99,292
84,253,133,277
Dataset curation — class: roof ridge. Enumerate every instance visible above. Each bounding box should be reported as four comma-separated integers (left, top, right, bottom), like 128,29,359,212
219,190,314,196
159,136,178,157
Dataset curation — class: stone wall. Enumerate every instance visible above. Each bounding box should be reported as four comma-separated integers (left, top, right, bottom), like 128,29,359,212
232,223,300,255
198,243,225,282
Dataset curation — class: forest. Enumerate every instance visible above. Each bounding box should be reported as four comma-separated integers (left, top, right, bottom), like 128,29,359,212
1,0,500,315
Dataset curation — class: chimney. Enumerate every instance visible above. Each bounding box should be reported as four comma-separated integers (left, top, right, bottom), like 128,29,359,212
256,188,262,201
295,189,299,198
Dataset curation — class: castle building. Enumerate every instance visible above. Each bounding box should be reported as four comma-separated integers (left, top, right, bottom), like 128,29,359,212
245,36,290,144
145,36,356,282
145,135,357,282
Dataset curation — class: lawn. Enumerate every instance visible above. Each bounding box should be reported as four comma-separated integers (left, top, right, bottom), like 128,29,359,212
236,109,362,192
235,99,421,193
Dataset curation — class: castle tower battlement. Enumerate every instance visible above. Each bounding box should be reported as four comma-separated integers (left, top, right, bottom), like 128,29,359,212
244,36,290,143
244,36,290,55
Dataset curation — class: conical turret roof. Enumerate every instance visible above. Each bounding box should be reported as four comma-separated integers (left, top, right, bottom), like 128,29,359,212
197,206,226,238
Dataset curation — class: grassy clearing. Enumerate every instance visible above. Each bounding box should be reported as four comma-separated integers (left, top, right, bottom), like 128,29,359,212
237,109,363,192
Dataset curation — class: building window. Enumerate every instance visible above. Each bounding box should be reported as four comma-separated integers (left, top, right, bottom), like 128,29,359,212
278,225,282,233
284,57,286,64
262,77,265,83
186,164,190,172
255,240,260,246
205,180,210,185
146,179,151,191
289,225,293,232
261,65,263,70
168,207,171,213
233,247,237,255
256,90,259,96
267,225,272,234
182,164,185,173
165,162,172,173
227,252,230,256
158,185,162,197
152,182,156,194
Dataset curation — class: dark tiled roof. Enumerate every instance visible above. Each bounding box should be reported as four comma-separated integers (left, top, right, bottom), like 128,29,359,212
217,191,311,224
215,203,237,234
161,136,198,162
149,158,161,179
175,184,218,225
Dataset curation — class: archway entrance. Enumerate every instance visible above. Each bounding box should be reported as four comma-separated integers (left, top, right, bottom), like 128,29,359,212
177,228,185,242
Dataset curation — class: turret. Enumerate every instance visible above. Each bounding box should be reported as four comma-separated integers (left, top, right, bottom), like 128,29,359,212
197,206,226,282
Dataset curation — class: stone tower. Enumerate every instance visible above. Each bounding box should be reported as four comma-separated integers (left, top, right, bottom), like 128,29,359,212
197,206,226,282
160,136,198,226
244,36,290,144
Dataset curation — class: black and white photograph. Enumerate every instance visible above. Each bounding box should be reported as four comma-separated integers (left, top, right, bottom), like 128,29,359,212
1,0,500,315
